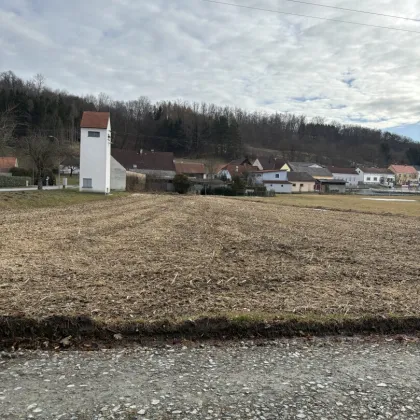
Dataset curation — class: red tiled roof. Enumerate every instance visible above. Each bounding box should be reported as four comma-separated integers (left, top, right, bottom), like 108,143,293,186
175,162,206,174
0,157,17,170
80,112,110,129
389,165,418,174
225,164,259,177
215,163,257,176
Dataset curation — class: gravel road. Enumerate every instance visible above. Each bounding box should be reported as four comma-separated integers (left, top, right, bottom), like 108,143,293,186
1,338,419,419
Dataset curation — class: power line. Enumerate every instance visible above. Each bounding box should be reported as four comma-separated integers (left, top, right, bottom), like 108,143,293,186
278,0,420,23
201,0,420,34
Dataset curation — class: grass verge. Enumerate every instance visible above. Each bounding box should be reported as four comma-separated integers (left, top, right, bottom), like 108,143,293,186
0,190,127,210
236,194,420,217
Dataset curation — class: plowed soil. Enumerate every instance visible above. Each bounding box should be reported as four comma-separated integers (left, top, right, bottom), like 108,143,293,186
1,194,419,324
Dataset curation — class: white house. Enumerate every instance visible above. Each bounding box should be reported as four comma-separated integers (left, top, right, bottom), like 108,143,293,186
80,111,112,193
250,170,292,194
356,167,395,186
327,167,361,187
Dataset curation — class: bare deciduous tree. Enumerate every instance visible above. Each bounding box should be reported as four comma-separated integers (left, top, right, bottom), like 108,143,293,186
0,106,17,155
19,134,73,190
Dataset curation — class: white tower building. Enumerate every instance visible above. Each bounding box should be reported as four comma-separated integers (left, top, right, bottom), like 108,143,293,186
79,111,111,193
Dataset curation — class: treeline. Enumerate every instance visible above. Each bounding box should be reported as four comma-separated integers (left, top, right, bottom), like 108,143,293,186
1,70,420,166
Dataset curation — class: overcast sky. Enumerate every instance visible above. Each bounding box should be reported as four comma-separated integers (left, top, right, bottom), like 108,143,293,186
0,0,419,140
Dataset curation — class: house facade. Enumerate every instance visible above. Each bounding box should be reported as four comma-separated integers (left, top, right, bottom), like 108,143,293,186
215,162,258,180
79,111,111,193
388,165,418,186
287,172,316,193
281,162,333,180
0,157,18,174
327,167,361,187
356,167,395,186
110,157,127,191
250,170,292,193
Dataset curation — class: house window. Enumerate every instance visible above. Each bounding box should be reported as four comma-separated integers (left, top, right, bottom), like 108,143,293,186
88,131,100,138
300,184,304,187
293,184,296,187
374,177,378,181
281,185,283,188
366,177,371,181
275,174,280,178
82,178,92,188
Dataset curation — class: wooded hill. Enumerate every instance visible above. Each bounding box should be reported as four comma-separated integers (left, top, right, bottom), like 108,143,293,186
1,70,420,166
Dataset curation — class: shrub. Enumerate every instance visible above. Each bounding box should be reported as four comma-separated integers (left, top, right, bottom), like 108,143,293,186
201,186,235,196
9,167,32,177
231,175,246,195
173,174,190,194
0,176,31,188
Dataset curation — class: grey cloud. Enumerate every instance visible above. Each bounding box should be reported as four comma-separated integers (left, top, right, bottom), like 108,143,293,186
0,0,419,132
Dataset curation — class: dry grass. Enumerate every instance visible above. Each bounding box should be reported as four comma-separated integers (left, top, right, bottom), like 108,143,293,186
236,194,420,218
1,194,420,327
0,190,126,210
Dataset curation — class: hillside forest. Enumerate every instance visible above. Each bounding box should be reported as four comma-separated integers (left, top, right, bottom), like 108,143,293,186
1,70,420,167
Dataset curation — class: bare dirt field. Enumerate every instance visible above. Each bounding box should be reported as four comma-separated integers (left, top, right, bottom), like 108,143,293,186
1,193,420,338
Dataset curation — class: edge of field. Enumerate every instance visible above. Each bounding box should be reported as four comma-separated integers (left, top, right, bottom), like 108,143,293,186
1,313,420,349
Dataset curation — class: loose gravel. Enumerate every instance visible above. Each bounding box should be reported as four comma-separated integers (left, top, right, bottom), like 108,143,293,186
1,338,420,419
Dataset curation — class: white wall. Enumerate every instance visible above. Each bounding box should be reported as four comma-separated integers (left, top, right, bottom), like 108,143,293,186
290,181,315,193
356,169,395,185
110,156,126,191
79,119,111,193
332,173,361,186
261,171,288,182
264,182,292,194
252,159,263,171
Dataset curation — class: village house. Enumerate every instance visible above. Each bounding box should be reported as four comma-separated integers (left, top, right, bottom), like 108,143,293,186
111,149,176,179
287,172,316,193
249,169,292,194
356,167,395,186
280,162,333,180
388,164,418,186
175,162,206,179
214,159,258,180
327,167,361,187
0,157,18,174
252,156,285,171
